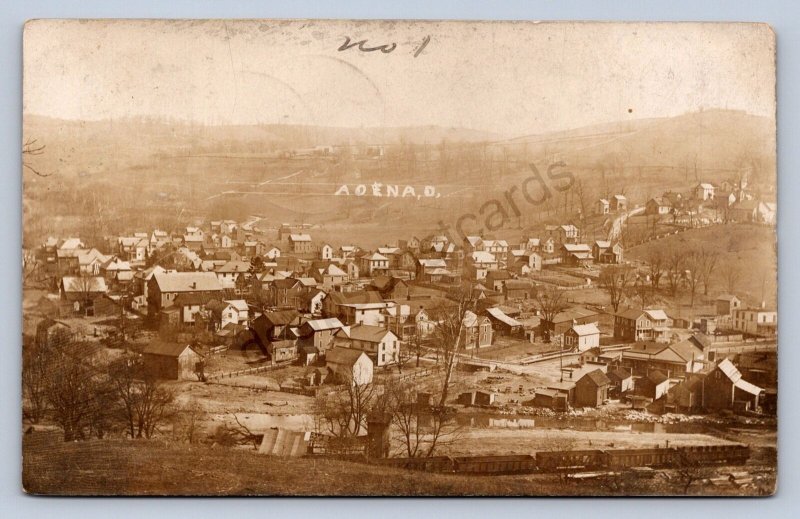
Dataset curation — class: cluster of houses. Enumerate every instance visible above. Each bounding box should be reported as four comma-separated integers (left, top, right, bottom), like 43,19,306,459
527,332,770,415
642,181,776,226
523,293,775,414
30,211,775,413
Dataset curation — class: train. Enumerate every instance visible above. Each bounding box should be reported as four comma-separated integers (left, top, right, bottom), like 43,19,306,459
371,444,750,475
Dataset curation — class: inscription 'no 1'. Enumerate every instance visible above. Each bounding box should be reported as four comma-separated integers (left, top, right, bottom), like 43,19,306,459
338,35,431,57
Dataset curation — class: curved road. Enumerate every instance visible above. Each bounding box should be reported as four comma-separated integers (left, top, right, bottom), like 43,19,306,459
608,206,645,241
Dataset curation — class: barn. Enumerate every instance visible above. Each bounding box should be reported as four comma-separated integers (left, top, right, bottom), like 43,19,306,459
141,341,203,380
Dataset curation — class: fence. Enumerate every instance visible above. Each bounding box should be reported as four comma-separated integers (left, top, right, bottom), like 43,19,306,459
397,366,439,382
205,361,289,381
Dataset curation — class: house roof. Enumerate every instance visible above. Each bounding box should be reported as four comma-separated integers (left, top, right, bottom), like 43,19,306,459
339,302,391,310
225,299,249,312
77,249,109,266
60,276,108,293
296,277,317,287
326,347,368,367
716,294,740,302
153,272,223,293
579,369,611,387
174,292,216,307
272,277,302,290
142,341,198,358
485,307,523,327
698,183,715,189
323,264,347,276
418,258,447,268
594,240,611,249
569,323,601,336
289,233,312,242
363,252,389,261
616,307,645,320
644,309,670,321
463,310,489,328
102,258,132,271
339,324,395,343
562,243,591,253
646,369,669,385
326,291,384,306
481,239,508,248
486,270,512,282
59,237,84,250
302,318,344,332
551,306,599,324
465,236,482,247
716,358,763,396
649,197,672,207
607,367,632,382
261,310,301,326
471,251,497,263
215,261,251,273
205,299,232,314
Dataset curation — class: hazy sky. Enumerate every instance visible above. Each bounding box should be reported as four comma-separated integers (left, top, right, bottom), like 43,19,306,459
23,20,775,136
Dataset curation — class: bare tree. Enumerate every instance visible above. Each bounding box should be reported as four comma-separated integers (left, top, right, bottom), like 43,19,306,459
382,378,462,458
665,250,686,298
22,337,49,423
675,449,705,494
108,355,175,439
645,249,665,290
719,260,742,295
313,369,377,439
683,251,704,308
697,248,720,296
630,276,655,310
534,285,568,342
598,265,634,313
427,292,476,407
173,399,203,444
22,137,51,177
43,340,108,441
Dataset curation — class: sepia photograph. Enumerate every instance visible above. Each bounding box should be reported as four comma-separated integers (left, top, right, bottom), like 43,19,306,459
20,19,777,496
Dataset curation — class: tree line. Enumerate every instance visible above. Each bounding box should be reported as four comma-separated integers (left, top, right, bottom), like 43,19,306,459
23,333,178,442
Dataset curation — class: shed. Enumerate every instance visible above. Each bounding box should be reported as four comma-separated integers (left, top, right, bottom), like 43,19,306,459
607,366,634,395
326,347,374,386
574,369,611,407
635,370,671,400
141,341,203,380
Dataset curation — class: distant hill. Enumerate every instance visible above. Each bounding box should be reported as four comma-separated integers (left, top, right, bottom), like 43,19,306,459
22,110,776,246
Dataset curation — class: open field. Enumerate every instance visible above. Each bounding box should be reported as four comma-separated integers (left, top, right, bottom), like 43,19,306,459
22,431,775,496
627,223,777,307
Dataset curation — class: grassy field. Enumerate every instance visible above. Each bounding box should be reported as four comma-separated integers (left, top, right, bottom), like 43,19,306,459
627,223,777,308
21,431,774,496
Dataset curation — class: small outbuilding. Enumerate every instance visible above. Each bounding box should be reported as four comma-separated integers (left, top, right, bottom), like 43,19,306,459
326,347,374,386
607,366,634,396
574,369,611,407
141,341,203,380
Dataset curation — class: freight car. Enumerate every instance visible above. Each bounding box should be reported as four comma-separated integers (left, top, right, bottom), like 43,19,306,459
368,443,750,475
451,455,538,475
535,449,607,472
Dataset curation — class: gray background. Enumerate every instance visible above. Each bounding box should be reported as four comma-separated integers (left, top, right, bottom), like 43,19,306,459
1,0,795,516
